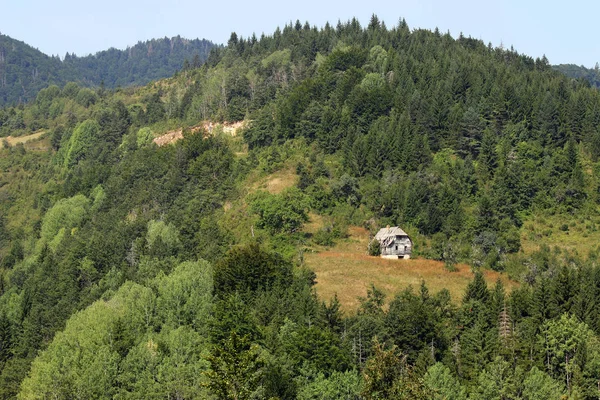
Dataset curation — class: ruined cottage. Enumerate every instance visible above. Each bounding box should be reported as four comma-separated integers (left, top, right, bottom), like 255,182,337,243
374,226,412,259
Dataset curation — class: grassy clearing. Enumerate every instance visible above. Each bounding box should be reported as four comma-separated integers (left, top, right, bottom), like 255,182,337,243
220,165,299,248
250,167,298,195
0,131,46,149
520,212,600,256
304,226,518,311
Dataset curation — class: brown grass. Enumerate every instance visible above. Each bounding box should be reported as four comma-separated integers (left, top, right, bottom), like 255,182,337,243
250,168,297,195
304,226,518,311
0,131,46,149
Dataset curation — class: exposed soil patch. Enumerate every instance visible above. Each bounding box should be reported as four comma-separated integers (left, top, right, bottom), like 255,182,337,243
0,131,46,149
153,120,248,146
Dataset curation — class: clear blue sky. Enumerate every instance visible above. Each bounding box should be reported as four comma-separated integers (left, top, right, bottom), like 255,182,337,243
1,0,598,67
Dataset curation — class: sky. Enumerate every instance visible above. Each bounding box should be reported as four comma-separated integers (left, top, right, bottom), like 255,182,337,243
1,0,598,67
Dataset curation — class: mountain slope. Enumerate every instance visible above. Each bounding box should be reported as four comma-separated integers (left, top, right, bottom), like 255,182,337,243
0,34,216,105
0,35,65,105
3,16,600,398
554,63,600,87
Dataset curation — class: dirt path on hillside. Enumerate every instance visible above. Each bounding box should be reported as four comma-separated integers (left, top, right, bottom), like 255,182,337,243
0,131,45,149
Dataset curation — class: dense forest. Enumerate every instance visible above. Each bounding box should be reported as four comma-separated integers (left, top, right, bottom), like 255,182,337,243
0,34,215,106
3,15,600,398
554,63,600,88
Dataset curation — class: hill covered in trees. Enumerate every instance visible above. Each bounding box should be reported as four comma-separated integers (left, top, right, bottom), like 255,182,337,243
0,34,215,106
554,63,600,88
3,15,600,398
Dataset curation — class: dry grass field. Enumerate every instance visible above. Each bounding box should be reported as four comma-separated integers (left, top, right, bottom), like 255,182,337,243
304,226,519,311
0,131,47,149
249,167,297,195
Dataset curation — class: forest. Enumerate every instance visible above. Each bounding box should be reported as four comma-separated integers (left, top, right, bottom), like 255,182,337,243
2,15,600,399
0,34,215,106
554,63,600,89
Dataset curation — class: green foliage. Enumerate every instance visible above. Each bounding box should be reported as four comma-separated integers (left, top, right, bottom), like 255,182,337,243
74,88,98,107
136,127,154,147
279,320,352,373
213,244,293,297
361,340,428,400
18,260,214,399
463,271,489,303
538,313,597,391
118,326,210,399
522,366,564,400
205,332,265,400
423,363,466,400
155,260,213,330
473,356,520,400
296,370,362,400
0,33,215,106
64,119,102,167
146,219,182,257
554,63,600,88
250,188,310,234
8,14,600,399
39,194,89,251
90,184,106,211
19,282,145,399
261,49,292,71
385,284,446,362
368,239,381,256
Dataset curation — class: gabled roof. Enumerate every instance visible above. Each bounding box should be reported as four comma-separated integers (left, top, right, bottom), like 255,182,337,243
375,226,409,240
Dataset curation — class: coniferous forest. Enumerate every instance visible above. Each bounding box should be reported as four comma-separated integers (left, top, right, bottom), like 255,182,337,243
0,34,215,106
3,16,600,399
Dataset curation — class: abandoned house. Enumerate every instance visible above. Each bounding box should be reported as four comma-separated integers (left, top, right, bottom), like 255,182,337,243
374,226,412,259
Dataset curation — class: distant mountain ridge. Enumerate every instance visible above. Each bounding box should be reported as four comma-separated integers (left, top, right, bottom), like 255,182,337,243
553,63,600,88
0,34,216,106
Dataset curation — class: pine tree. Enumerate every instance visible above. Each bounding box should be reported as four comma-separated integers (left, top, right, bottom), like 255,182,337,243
464,271,490,304
205,332,264,400
531,277,558,326
552,266,576,315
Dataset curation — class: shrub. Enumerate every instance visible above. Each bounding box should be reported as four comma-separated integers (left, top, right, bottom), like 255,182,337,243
368,239,381,256
136,127,154,148
313,228,335,247
559,224,569,232
250,188,309,234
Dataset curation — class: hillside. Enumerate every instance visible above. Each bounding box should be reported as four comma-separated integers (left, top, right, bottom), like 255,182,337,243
554,63,600,87
3,16,600,398
0,33,215,105
303,226,519,310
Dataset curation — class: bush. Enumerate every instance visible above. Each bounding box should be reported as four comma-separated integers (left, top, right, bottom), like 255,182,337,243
250,188,309,234
444,261,457,272
136,127,154,148
559,223,569,232
368,239,381,256
313,228,335,247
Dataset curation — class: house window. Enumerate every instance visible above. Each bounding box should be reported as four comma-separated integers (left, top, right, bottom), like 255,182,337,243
404,246,407,252
395,246,398,251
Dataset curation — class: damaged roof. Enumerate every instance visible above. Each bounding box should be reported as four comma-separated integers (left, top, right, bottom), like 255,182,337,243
374,226,409,240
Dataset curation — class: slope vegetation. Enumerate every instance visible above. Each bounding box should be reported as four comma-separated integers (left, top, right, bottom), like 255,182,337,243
0,34,215,105
2,16,600,398
305,226,518,310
